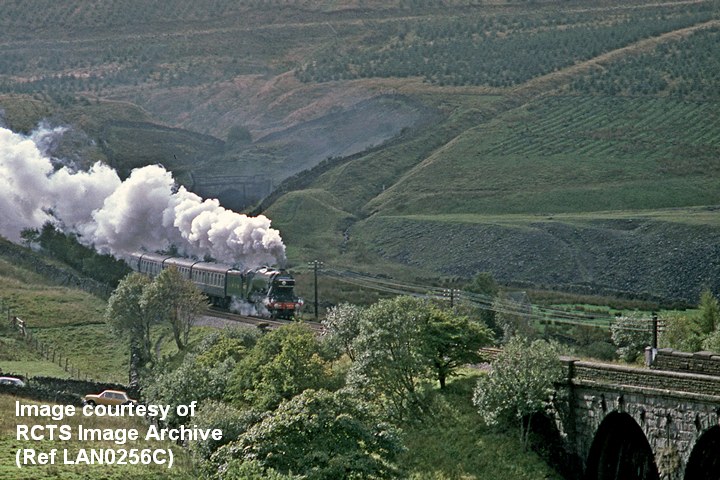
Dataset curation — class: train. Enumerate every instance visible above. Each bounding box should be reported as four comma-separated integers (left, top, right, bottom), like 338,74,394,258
127,252,303,319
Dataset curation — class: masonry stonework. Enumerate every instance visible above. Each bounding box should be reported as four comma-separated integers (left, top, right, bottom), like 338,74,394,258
556,358,720,480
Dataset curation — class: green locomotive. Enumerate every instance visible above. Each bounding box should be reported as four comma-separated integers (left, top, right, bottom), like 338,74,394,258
128,252,302,319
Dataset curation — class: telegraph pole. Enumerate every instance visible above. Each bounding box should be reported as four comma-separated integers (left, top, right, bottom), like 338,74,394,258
651,312,658,350
308,260,323,320
443,288,459,310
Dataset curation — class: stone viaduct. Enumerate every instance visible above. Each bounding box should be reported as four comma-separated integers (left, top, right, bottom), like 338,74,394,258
554,348,720,480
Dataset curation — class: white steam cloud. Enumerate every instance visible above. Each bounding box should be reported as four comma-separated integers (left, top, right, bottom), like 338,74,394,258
0,125,285,268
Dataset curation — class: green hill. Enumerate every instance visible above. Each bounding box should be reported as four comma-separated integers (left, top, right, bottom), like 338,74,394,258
264,2,720,302
1,0,719,301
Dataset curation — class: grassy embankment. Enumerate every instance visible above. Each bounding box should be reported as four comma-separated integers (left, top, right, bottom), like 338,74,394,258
276,92,720,266
0,255,126,383
400,372,564,480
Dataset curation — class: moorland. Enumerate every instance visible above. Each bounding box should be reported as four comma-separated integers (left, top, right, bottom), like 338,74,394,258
1,0,719,302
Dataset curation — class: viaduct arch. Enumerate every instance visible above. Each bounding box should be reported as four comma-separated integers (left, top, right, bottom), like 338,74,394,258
555,349,720,480
584,412,659,480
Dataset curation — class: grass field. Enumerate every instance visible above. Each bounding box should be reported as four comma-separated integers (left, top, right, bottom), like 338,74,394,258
0,255,128,383
365,96,720,216
0,360,72,380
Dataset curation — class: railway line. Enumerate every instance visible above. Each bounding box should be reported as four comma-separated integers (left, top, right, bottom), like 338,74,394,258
205,307,325,333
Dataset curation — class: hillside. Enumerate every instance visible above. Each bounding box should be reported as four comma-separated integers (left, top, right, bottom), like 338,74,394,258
263,0,720,302
0,0,719,301
0,238,127,383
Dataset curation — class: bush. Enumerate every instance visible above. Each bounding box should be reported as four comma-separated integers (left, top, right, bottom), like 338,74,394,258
226,324,336,411
583,341,618,361
660,314,703,353
142,357,234,427
213,389,404,480
473,338,563,450
610,313,653,362
188,400,260,463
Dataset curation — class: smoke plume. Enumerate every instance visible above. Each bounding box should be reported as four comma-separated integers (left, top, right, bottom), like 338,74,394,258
0,125,286,268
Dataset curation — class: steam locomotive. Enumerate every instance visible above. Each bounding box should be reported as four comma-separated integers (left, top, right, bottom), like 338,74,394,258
127,252,303,319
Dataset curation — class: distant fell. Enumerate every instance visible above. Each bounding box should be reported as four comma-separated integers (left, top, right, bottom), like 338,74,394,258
1,0,719,301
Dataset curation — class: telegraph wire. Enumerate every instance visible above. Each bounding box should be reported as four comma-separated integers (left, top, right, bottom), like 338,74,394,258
319,268,652,329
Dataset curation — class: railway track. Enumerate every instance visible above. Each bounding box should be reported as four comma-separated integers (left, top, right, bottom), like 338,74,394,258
205,307,325,333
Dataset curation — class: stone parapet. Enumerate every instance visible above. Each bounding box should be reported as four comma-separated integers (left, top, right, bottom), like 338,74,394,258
651,348,720,376
561,358,720,401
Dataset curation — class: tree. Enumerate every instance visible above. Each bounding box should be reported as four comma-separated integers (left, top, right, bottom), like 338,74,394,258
194,327,261,368
226,323,335,411
472,337,563,450
700,290,720,353
214,389,404,480
142,355,234,428
188,400,260,465
466,271,499,297
208,459,297,480
348,296,435,419
464,272,500,335
424,309,493,389
19,227,39,248
80,252,131,288
348,296,493,416
105,272,154,368
492,292,534,343
226,125,252,146
322,302,364,361
702,329,720,354
660,314,703,353
141,266,207,351
106,269,207,371
610,312,653,362
697,288,720,335
31,222,130,287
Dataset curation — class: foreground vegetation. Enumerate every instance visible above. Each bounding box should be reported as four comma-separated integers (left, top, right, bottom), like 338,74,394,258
132,294,563,479
401,374,562,480
2,240,719,478
0,250,567,478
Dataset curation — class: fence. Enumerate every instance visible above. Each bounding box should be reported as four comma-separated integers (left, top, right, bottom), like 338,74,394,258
7,314,94,382
2,311,135,404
